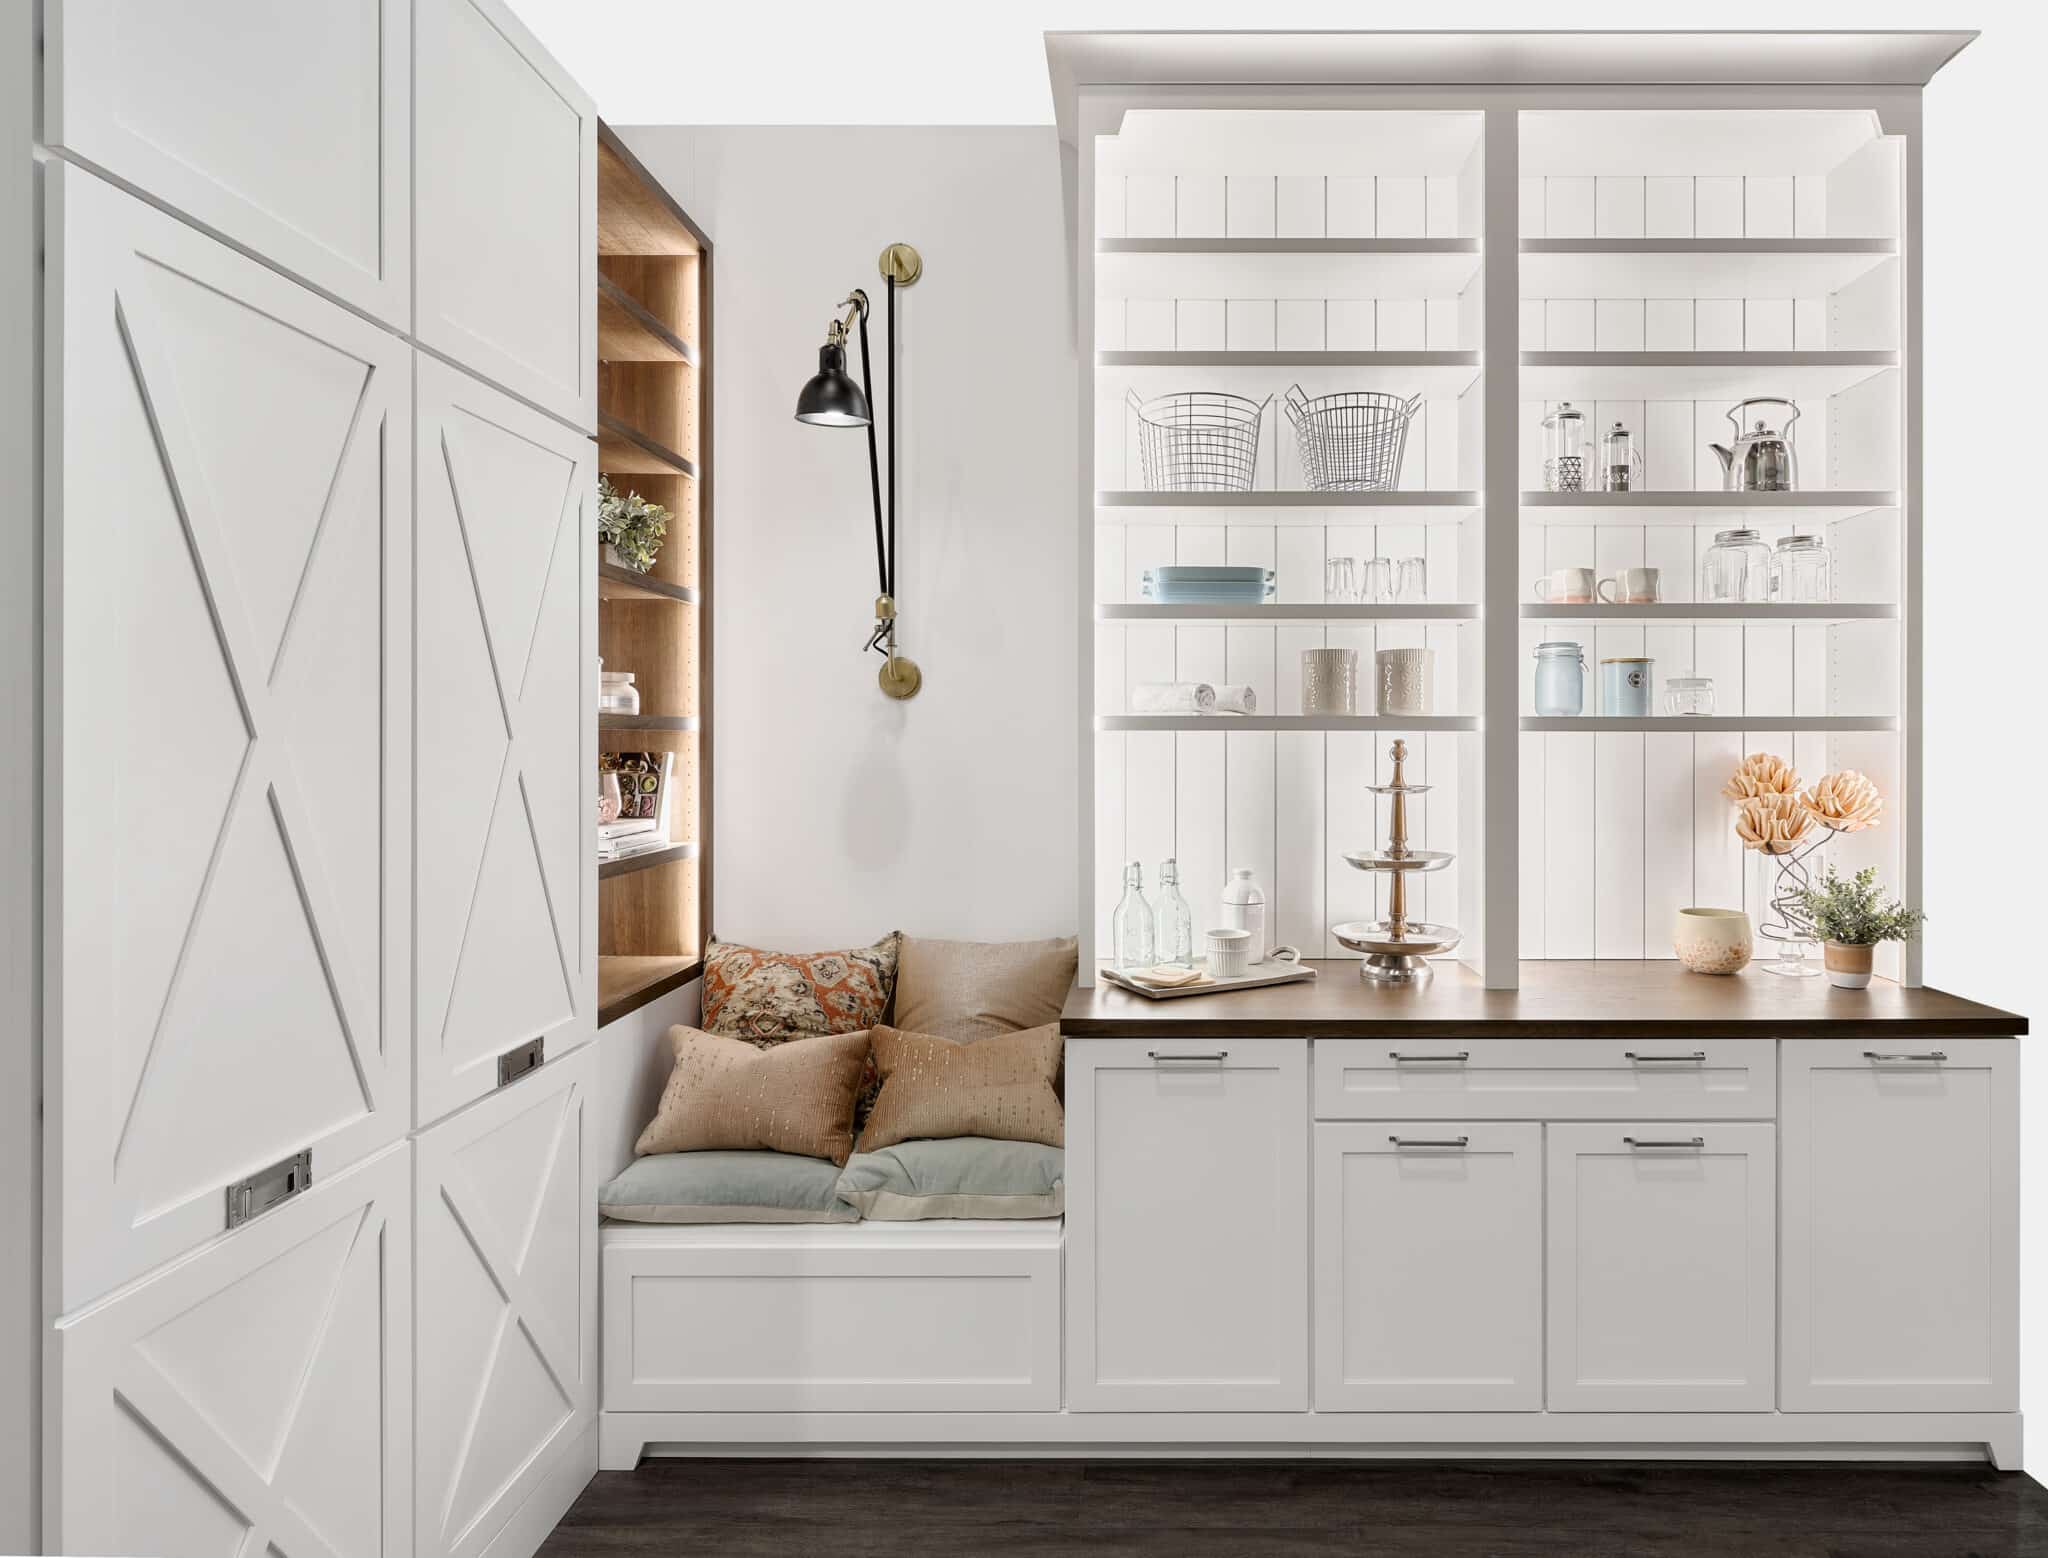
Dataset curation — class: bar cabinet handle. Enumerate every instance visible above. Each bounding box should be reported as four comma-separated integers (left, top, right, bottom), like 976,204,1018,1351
1388,1135,1470,1149
1623,1136,1706,1150
1625,1050,1707,1063
1148,1050,1228,1064
1388,1050,1471,1063
1862,1050,1947,1063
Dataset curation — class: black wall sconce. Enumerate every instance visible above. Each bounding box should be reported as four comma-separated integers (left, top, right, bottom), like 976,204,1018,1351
794,242,924,700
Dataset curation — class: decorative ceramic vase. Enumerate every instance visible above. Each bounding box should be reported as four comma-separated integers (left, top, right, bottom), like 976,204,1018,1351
1374,646,1435,716
1301,648,1359,715
1674,908,1753,975
1823,941,1875,989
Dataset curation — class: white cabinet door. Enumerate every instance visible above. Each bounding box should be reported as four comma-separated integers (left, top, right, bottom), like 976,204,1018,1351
48,167,410,1312
1546,1122,1775,1412
414,0,596,428
415,1046,596,1558
1780,1039,2018,1412
1313,1122,1541,1411
44,0,410,326
53,1145,411,1558
414,355,595,1128
1066,1038,1308,1412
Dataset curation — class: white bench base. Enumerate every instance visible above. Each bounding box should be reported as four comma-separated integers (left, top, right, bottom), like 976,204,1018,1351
600,1409,2023,1471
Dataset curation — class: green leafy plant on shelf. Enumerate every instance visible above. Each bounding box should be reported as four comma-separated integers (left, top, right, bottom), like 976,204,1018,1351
597,474,670,574
1795,864,1925,948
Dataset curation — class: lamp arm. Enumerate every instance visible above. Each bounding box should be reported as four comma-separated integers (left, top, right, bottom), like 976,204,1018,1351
853,303,888,609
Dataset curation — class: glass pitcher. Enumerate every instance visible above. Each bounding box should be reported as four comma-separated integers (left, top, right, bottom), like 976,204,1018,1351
1542,402,1587,493
1701,528,1772,603
1601,420,1641,492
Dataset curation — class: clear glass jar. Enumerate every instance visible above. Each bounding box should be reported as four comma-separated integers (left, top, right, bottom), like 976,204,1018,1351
1663,676,1716,716
1153,859,1194,969
1601,420,1638,492
1701,528,1772,603
1110,861,1156,970
1533,640,1586,716
1768,534,1835,603
1542,402,1587,493
598,670,640,715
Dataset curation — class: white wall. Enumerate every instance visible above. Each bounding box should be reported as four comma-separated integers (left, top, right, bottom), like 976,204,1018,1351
617,127,1078,950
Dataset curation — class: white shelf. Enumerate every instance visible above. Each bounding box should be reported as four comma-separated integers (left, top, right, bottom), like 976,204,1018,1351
1101,238,1480,255
1521,351,1897,400
1520,239,1896,300
1104,604,1480,622
1522,491,1899,526
1099,714,1478,733
1521,716,1897,734
1098,243,1481,301
1521,603,1897,623
1103,351,1482,397
1097,490,1480,522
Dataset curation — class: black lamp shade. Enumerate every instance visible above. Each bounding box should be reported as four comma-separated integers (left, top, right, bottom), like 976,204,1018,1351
794,341,871,427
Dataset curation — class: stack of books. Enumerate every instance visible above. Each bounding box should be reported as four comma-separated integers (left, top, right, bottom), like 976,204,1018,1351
598,750,676,863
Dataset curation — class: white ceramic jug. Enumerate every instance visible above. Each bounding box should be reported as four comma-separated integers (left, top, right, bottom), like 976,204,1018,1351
1220,867,1267,964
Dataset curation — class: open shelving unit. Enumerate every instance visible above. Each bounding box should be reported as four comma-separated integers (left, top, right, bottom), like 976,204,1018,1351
1079,97,1919,988
594,124,711,1025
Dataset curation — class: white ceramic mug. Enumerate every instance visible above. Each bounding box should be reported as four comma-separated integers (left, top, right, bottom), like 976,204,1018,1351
1534,566,1597,604
1374,646,1436,716
1205,928,1252,979
1598,566,1662,604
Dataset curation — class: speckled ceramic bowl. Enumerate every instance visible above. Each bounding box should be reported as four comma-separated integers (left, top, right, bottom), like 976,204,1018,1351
1675,908,1753,975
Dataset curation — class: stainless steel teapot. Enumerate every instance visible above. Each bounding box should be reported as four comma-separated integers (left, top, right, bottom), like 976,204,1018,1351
1710,397,1800,492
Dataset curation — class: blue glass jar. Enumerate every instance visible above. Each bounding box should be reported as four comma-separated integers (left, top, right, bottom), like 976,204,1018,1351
1533,641,1585,716
1600,657,1654,717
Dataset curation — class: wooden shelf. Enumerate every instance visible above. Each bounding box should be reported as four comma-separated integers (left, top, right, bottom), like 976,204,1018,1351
598,953,703,1027
598,132,701,257
599,712,700,732
598,562,700,604
1102,603,1478,622
598,276,697,364
598,841,700,880
598,412,696,478
1521,715,1897,734
1098,714,1478,733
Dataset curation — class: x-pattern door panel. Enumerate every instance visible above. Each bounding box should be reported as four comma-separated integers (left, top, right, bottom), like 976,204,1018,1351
53,1145,411,1558
415,356,595,1127
416,1049,595,1558
49,168,410,1312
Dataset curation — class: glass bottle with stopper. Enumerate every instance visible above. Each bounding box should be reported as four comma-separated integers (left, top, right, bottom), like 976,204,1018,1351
1110,861,1156,970
1153,858,1194,969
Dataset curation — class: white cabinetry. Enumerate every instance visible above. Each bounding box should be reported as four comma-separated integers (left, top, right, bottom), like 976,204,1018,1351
43,0,411,325
1066,1039,1308,1411
47,166,411,1312
1313,1122,1541,1411
1780,1040,2018,1412
51,1145,411,1558
1314,1038,1775,1121
1546,1122,1775,1411
416,1047,597,1558
414,356,596,1128
414,0,597,428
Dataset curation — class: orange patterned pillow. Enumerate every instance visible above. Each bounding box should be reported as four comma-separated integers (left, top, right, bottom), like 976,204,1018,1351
701,933,901,1045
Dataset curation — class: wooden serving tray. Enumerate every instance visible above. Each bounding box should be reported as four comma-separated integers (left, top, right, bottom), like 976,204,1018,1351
1100,961,1319,1001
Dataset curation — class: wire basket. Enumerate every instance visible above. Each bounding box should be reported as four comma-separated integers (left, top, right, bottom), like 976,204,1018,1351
1283,385,1422,492
1127,390,1271,492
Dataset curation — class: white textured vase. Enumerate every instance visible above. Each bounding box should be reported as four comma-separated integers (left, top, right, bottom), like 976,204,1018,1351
1301,648,1358,715
1674,908,1753,975
1374,647,1436,716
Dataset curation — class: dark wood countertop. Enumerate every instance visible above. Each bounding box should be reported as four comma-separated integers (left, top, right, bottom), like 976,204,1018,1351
1060,960,2027,1039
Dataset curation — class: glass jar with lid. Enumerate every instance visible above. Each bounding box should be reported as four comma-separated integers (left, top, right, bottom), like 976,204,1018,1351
1768,534,1835,603
1601,420,1641,492
1542,403,1587,493
598,670,640,715
1533,640,1586,716
1663,676,1716,717
1701,528,1772,603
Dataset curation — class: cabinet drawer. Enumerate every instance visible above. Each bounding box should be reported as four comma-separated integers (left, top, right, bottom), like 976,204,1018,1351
1313,1038,1775,1120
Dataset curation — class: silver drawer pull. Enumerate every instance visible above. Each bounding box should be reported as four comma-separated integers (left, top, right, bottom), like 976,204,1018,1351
1624,1135,1705,1150
1148,1050,1227,1064
1863,1050,1947,1063
1388,1050,1470,1063
1625,1050,1706,1063
1388,1135,1470,1149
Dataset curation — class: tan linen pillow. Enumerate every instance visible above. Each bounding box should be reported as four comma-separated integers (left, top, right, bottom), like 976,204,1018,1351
855,1024,1064,1154
635,1027,872,1166
892,936,1077,1040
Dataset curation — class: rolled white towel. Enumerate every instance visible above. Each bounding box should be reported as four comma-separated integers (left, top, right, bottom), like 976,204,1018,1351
1131,681,1215,715
1211,684,1257,716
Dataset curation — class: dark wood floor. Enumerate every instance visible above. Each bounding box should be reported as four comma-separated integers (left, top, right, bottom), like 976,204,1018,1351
539,1458,2048,1557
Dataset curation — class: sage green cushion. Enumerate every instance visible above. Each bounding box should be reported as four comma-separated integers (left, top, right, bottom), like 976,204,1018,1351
834,1137,1064,1221
601,1150,857,1224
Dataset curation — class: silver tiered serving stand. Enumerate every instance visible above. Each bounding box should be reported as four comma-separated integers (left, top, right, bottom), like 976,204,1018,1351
1331,739,1462,983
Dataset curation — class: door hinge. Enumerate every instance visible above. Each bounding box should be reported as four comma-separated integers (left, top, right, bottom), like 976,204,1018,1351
498,1037,545,1087
225,1149,313,1230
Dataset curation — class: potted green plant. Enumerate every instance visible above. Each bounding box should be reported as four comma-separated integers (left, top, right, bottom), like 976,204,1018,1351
597,475,670,574
1794,864,1925,989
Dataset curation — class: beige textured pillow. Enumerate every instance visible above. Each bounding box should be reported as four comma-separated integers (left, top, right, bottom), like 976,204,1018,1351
635,1027,872,1166
892,936,1078,1040
855,1024,1064,1154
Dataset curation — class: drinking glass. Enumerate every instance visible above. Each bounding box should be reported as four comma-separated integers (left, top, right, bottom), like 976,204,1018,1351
1324,556,1358,604
1391,556,1428,603
1359,557,1394,604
